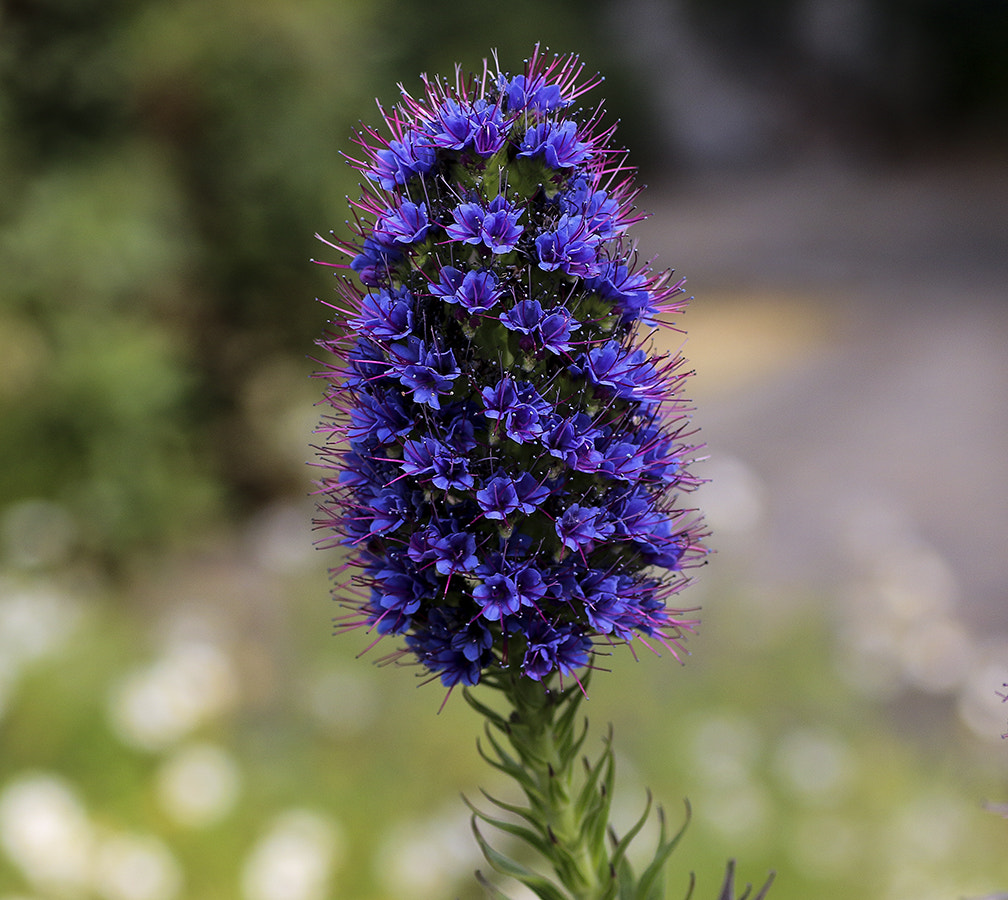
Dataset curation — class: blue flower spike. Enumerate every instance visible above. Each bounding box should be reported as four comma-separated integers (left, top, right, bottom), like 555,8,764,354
315,44,708,691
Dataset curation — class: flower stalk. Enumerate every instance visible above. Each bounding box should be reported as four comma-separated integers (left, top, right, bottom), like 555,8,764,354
465,670,690,900
312,43,774,900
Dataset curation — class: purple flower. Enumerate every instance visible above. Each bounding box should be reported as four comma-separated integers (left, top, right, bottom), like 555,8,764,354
585,262,655,324
543,414,598,468
577,341,630,390
513,473,550,513
457,270,502,313
444,414,477,452
474,573,523,620
350,287,414,341
480,376,519,421
445,202,485,245
535,215,600,276
476,474,520,520
398,344,459,409
480,195,524,253
431,98,507,157
500,299,544,335
369,488,410,535
431,451,473,491
473,120,507,156
513,565,547,605
430,264,465,298
406,608,493,686
431,99,478,150
481,378,552,443
555,504,614,551
503,396,547,443
446,196,523,254
518,120,590,169
369,130,437,189
347,390,411,446
582,573,640,639
373,552,426,617
374,200,432,245
539,308,579,353
431,266,502,313
349,236,403,287
599,438,646,482
571,341,663,401
521,618,592,681
561,177,624,239
432,531,479,575
500,73,567,112
501,301,580,354
400,436,440,477
317,47,708,687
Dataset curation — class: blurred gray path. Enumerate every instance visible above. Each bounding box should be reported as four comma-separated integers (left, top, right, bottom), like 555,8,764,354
638,157,1008,654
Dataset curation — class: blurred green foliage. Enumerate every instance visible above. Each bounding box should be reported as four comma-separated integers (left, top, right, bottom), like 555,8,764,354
0,0,619,563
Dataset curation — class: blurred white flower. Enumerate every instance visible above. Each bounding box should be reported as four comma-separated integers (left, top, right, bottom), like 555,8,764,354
92,831,183,900
688,713,762,788
244,500,316,575
772,727,855,807
0,580,83,666
886,789,969,865
0,580,83,719
957,649,1008,742
375,808,481,900
241,810,342,900
156,742,242,828
0,773,93,894
786,812,862,878
107,639,237,751
694,782,774,848
694,455,766,536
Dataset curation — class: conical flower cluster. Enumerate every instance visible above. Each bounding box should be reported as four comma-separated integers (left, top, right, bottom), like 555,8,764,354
314,46,708,688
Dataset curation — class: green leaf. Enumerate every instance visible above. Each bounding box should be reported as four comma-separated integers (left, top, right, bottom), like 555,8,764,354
475,869,519,900
564,715,591,763
574,739,612,820
476,733,537,794
501,156,553,201
615,854,638,900
608,790,652,872
480,146,512,199
464,687,509,728
478,788,545,830
471,820,570,900
680,871,697,900
472,319,514,369
466,801,553,858
635,800,692,900
715,860,776,900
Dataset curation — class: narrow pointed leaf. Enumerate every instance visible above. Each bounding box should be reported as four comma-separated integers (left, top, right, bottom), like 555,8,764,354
471,821,569,900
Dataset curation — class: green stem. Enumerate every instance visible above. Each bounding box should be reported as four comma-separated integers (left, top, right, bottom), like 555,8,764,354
512,673,604,890
466,672,771,900
485,669,613,899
